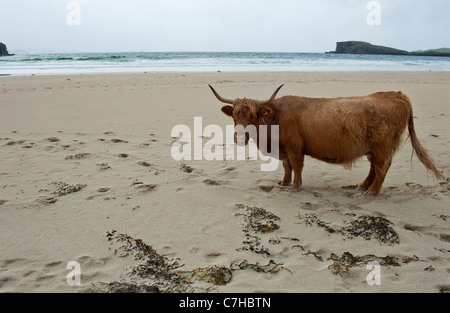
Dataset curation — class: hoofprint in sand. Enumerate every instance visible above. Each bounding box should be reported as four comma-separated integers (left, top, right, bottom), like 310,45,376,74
0,72,449,293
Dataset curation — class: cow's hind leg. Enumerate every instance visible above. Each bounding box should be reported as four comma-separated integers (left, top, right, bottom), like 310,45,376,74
359,153,375,190
360,163,376,190
366,154,393,195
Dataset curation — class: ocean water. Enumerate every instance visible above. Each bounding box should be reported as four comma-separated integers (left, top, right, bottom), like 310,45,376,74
1,52,450,76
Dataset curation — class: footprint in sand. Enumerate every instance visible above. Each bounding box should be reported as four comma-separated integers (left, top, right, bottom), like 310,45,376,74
439,234,450,243
259,185,274,192
135,184,157,193
46,137,60,143
97,163,111,171
179,163,194,173
36,196,58,205
97,187,111,193
137,161,152,167
110,139,128,144
203,179,221,186
5,140,25,146
204,252,223,260
86,188,111,200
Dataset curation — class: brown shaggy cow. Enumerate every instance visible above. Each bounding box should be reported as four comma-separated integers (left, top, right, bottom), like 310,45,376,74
209,84,444,195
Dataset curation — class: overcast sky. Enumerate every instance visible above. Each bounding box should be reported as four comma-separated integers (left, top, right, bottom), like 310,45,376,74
1,0,449,53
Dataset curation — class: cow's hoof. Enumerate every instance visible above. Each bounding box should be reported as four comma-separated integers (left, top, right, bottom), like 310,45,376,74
364,190,379,196
289,186,302,192
357,183,370,191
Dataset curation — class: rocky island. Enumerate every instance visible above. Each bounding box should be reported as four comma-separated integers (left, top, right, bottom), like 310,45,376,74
0,42,14,56
329,41,450,57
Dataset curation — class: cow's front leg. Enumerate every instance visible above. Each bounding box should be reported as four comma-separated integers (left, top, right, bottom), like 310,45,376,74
281,158,292,186
287,151,304,191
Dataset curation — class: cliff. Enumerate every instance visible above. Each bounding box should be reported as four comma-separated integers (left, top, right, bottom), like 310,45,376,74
0,42,14,56
333,41,408,55
330,41,450,57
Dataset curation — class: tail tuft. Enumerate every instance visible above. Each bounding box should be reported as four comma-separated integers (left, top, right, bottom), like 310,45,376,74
408,114,445,180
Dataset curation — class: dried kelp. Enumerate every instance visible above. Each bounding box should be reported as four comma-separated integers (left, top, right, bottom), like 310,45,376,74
298,213,399,245
95,281,161,293
235,204,281,256
102,230,287,293
303,250,324,261
433,214,450,222
177,265,233,286
328,261,350,275
179,163,194,173
328,251,400,267
401,255,426,264
176,259,287,288
105,230,191,293
339,215,399,244
327,251,400,275
230,259,286,274
237,234,271,256
298,213,335,233
236,204,280,234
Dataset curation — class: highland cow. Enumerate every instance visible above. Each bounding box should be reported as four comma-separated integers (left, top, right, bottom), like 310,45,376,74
209,84,444,195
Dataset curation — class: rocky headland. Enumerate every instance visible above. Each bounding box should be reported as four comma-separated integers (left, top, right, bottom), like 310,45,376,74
329,41,450,57
0,42,14,56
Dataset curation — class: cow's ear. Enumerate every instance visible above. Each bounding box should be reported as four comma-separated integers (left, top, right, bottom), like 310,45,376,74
221,105,233,117
259,106,273,118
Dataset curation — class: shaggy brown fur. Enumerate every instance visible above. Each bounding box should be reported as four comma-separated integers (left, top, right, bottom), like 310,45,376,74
209,85,444,195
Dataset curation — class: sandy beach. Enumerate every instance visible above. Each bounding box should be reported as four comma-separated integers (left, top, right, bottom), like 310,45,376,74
0,71,449,293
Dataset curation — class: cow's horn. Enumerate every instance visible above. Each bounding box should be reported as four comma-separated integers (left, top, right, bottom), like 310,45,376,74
209,85,234,105
261,84,284,105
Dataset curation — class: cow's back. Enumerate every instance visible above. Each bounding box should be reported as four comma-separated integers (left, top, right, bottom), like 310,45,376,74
273,92,412,164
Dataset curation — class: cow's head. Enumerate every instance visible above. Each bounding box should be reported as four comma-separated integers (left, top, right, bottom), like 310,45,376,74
209,85,283,145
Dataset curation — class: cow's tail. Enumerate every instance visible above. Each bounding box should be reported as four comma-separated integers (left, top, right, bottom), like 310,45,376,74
407,112,444,180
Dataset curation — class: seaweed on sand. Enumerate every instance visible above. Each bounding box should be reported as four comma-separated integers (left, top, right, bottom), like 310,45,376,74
339,215,399,244
176,265,233,286
104,230,191,293
328,251,400,267
230,259,287,274
177,260,287,286
298,213,399,245
243,206,280,233
237,234,271,256
327,251,400,275
95,281,161,293
179,163,194,173
235,204,281,256
100,230,288,293
298,213,335,233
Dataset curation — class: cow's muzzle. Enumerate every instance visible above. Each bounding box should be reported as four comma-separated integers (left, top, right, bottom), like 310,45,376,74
234,132,250,146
